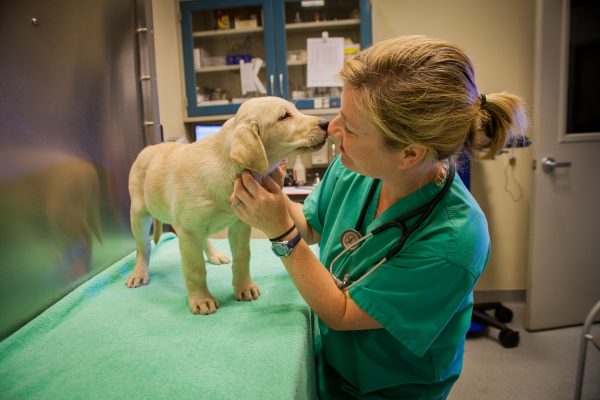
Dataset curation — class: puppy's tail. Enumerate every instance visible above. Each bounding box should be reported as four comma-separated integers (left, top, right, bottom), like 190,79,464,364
152,218,163,245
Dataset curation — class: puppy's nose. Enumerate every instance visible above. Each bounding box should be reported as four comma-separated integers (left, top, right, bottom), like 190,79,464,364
319,120,329,133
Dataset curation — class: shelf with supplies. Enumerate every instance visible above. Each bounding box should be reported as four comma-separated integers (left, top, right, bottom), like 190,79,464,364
195,63,267,74
183,106,340,124
192,26,263,38
285,18,360,31
180,0,372,118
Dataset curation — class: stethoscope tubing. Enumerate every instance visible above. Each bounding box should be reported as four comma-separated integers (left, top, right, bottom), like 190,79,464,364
330,162,456,290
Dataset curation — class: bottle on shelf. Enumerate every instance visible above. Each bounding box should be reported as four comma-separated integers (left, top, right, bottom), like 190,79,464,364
313,172,321,186
292,156,306,186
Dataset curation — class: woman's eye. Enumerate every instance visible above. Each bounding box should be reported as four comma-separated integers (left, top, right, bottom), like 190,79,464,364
278,112,291,121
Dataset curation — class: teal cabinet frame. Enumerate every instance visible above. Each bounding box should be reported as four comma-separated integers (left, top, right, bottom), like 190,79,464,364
180,0,372,118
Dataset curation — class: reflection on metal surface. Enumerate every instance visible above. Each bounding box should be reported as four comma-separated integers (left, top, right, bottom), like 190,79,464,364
0,0,159,339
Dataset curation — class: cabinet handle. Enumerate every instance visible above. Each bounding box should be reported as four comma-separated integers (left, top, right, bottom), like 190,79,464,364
279,73,284,97
270,74,274,95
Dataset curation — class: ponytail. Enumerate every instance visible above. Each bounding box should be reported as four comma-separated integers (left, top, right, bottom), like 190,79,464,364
466,92,529,159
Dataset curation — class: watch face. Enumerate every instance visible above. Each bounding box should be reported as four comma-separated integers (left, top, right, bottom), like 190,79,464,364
272,243,289,257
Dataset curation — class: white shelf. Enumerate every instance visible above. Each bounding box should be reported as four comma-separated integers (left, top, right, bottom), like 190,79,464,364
192,26,263,38
195,64,266,73
192,19,359,38
287,60,307,67
285,18,360,31
184,107,339,123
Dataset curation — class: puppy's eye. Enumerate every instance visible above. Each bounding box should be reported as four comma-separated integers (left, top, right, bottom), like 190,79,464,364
278,112,291,121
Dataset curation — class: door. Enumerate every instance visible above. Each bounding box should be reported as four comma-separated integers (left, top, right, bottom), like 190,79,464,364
526,0,600,330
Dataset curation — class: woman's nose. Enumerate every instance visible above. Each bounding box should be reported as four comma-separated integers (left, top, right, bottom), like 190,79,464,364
328,115,342,138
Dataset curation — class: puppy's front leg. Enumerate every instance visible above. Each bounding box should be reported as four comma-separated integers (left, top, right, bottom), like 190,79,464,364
178,229,219,314
228,221,260,301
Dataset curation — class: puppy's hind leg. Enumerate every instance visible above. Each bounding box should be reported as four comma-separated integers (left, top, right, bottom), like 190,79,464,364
204,239,231,265
178,229,220,314
126,204,152,288
228,221,260,301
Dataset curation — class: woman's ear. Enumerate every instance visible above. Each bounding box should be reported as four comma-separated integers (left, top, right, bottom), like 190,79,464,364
398,144,429,169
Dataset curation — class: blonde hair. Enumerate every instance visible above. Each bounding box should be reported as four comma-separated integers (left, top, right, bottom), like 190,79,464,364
339,35,528,162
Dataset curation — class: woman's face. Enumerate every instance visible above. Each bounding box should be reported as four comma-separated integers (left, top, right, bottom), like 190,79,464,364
328,85,400,178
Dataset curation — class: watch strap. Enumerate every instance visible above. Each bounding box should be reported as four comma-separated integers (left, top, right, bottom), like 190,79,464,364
271,231,302,257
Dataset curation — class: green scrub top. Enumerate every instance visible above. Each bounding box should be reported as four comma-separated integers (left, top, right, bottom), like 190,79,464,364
303,156,490,399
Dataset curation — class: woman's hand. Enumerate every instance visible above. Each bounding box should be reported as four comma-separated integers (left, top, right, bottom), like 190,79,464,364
269,159,287,188
231,171,294,239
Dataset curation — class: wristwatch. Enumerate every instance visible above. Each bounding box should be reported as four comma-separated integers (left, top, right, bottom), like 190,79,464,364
271,231,302,257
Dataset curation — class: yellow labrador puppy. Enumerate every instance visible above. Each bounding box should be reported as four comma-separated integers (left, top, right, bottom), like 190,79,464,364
126,97,328,314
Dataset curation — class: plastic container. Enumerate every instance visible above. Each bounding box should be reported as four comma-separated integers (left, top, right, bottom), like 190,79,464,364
292,156,306,185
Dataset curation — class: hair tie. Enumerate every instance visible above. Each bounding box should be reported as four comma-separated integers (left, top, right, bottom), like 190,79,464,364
480,94,487,109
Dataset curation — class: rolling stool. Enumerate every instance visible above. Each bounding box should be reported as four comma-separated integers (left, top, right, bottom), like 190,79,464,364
468,302,520,348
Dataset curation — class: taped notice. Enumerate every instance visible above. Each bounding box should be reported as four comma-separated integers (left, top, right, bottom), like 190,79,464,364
306,37,344,87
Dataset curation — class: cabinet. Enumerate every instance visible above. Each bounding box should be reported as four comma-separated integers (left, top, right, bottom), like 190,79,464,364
180,0,372,120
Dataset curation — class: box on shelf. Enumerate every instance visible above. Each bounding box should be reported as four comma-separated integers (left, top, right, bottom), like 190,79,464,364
234,19,258,29
226,54,253,65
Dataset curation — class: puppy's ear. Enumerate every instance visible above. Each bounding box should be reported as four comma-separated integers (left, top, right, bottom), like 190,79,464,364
230,122,269,173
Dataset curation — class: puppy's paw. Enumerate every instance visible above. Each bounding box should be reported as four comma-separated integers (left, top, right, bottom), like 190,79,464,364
233,281,261,301
125,270,150,288
188,293,220,315
206,252,231,265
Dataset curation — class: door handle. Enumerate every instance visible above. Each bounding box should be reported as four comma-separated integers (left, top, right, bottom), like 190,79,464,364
541,156,572,173
270,74,274,95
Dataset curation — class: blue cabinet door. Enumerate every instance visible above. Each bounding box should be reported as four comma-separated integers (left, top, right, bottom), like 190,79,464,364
271,0,372,109
180,0,277,117
180,0,372,118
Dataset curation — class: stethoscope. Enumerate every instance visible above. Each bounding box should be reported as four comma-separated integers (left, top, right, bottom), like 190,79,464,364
330,162,456,290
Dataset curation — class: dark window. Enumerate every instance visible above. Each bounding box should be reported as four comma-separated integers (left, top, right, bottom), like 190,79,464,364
566,0,600,134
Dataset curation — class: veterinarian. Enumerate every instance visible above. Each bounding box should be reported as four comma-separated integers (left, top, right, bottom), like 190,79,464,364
231,35,527,399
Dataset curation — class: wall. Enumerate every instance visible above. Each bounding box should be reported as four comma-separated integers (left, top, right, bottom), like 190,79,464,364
152,0,187,141
372,0,535,291
152,0,536,291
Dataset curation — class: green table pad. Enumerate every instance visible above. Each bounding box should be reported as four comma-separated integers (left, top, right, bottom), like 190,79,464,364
0,233,316,399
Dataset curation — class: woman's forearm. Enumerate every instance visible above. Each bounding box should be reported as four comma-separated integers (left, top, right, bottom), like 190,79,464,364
285,196,321,245
280,239,382,331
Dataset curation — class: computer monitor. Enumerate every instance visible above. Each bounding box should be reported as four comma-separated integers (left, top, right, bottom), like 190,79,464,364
194,125,221,141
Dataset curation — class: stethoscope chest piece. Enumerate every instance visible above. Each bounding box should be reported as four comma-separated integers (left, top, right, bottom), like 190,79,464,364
340,229,363,252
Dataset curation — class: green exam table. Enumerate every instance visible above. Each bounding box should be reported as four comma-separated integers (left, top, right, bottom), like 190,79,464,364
0,233,315,399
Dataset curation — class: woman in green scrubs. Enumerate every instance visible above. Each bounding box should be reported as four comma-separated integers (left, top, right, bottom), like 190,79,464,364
231,35,528,399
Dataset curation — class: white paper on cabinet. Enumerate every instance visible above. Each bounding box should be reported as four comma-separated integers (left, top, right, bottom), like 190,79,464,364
306,37,344,88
